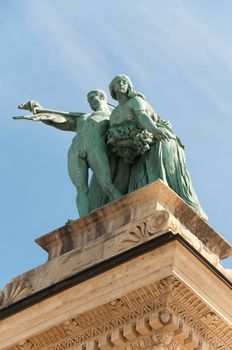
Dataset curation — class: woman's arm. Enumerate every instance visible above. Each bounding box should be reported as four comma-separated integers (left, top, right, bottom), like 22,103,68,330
132,97,170,140
137,112,170,140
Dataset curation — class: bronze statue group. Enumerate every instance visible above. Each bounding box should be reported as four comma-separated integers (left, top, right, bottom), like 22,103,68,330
15,74,207,220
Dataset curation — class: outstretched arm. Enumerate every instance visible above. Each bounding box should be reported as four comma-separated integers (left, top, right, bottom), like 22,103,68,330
14,100,85,131
13,113,79,131
38,110,84,132
41,114,79,132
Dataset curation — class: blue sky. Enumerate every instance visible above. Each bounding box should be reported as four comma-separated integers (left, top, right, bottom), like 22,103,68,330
1,0,232,290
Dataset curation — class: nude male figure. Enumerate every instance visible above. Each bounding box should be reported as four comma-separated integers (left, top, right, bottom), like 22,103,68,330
15,90,122,217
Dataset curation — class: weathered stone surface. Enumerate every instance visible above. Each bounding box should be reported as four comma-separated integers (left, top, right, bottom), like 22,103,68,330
0,180,231,312
0,251,232,349
0,181,231,350
37,180,231,260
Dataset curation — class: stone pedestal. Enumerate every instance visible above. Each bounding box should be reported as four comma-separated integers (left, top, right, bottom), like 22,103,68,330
0,180,231,350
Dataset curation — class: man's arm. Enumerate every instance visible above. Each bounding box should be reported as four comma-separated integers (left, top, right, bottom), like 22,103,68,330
13,112,82,131
40,113,79,131
39,111,85,131
15,100,86,131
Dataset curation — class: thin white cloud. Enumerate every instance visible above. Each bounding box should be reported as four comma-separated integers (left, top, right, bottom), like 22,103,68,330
19,1,232,119
136,2,232,116
23,1,111,88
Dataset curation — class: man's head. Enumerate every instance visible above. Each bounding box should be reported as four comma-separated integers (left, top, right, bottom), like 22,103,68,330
87,89,108,111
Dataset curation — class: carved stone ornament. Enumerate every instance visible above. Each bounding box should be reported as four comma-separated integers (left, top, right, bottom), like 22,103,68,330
159,310,172,324
107,298,130,315
0,278,31,306
122,210,170,244
200,312,221,330
19,340,34,350
6,276,232,350
63,318,84,335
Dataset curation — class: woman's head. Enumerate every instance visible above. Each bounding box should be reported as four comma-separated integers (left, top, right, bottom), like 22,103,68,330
109,74,134,100
109,74,145,101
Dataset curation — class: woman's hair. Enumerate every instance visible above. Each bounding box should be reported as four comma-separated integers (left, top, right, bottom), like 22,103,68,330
109,74,145,100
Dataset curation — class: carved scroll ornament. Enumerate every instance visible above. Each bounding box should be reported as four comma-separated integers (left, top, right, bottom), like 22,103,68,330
122,210,170,244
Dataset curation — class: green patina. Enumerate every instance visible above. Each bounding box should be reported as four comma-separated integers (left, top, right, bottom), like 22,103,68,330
14,74,207,220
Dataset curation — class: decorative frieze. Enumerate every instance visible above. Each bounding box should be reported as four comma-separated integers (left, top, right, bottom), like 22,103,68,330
5,277,231,350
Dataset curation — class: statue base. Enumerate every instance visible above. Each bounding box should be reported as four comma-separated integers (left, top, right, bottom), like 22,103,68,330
0,180,231,350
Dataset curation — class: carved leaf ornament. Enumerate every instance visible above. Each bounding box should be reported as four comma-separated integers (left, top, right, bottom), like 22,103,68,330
123,210,170,243
0,278,31,306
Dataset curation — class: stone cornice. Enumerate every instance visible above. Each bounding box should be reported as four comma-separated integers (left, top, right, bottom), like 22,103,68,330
5,277,232,350
0,230,231,321
36,181,232,260
1,182,231,316
1,181,231,350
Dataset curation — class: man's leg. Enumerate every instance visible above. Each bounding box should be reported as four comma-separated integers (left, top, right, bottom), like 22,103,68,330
74,158,90,217
68,145,91,216
88,149,122,201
